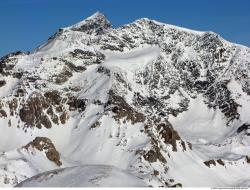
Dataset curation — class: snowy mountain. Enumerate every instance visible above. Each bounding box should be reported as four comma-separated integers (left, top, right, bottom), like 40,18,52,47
0,12,250,187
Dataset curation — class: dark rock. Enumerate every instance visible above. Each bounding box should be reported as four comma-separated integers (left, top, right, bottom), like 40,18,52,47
153,170,159,176
97,66,110,75
204,160,216,167
106,90,145,124
61,59,86,72
237,123,250,133
19,93,51,128
46,106,59,125
44,90,62,105
157,123,181,152
217,159,225,166
70,12,112,35
143,148,166,163
52,66,72,84
0,110,7,118
23,137,62,166
12,72,23,79
246,156,250,164
8,98,18,116
169,183,182,187
90,121,101,129
67,97,86,112
60,111,69,124
0,80,6,87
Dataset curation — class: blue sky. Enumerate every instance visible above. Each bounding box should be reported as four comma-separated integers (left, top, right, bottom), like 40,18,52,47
0,0,250,57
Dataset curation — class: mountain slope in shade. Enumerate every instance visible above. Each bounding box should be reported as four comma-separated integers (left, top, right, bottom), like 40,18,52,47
0,12,249,187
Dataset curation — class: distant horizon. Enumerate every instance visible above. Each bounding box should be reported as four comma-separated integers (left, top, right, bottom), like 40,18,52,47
1,0,250,57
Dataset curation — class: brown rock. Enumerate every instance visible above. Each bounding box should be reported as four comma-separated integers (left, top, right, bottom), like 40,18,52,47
169,183,182,187
67,96,86,112
0,80,6,87
46,106,59,125
187,142,192,150
24,137,62,166
204,160,216,167
153,170,159,176
0,110,7,118
8,98,18,116
44,90,62,105
106,90,145,124
246,156,250,164
90,121,101,129
60,111,69,124
52,66,72,84
143,147,166,163
181,140,186,151
19,93,51,128
217,159,225,166
157,123,181,152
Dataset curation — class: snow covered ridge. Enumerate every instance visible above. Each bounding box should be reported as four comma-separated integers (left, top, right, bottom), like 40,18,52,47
0,12,250,187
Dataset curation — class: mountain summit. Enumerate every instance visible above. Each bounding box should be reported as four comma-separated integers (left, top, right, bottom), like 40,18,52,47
67,12,112,34
0,13,249,187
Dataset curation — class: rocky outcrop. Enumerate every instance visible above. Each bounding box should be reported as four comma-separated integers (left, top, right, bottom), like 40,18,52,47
157,123,181,152
23,137,62,166
19,91,70,129
106,91,145,124
246,156,250,164
143,148,166,163
204,160,216,167
204,159,225,168
19,93,51,129
67,96,86,112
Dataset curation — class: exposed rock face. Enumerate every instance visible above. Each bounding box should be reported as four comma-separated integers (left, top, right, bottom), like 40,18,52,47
143,148,166,163
67,96,86,112
237,123,250,135
157,123,181,152
106,90,145,124
52,66,73,84
19,93,51,129
24,137,62,166
19,91,70,129
44,91,62,105
204,159,225,167
217,159,225,166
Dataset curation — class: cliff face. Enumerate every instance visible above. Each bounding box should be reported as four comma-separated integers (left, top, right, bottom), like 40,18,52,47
0,12,250,187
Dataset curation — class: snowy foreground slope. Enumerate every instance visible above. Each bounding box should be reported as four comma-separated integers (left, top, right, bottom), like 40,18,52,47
16,165,147,187
0,12,250,187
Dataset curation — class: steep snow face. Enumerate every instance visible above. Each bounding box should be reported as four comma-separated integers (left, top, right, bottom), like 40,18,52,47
0,12,250,187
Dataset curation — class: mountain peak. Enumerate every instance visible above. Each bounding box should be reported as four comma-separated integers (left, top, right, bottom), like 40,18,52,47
87,11,107,20
68,11,112,35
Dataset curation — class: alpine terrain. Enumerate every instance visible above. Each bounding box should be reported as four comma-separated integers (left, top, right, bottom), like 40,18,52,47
0,12,250,187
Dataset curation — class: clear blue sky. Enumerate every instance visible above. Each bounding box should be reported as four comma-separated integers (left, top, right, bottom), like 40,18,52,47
0,0,250,57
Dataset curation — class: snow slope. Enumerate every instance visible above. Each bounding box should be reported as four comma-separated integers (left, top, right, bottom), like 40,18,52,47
16,165,147,187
